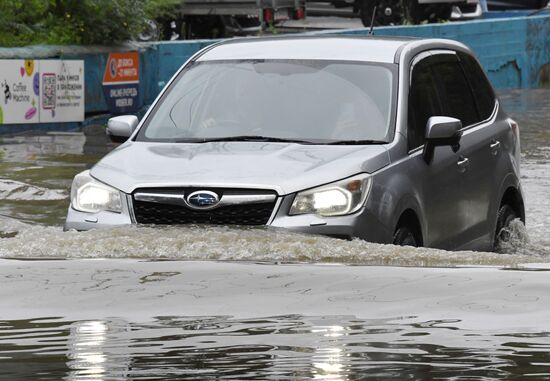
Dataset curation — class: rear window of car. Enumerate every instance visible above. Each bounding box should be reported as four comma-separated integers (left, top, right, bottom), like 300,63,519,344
429,53,479,127
457,52,496,121
407,50,496,150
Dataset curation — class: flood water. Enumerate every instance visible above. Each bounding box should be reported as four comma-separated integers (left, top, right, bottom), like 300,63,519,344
0,89,549,379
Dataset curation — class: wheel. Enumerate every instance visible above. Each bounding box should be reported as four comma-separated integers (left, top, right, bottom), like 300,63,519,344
393,226,418,247
494,204,518,251
359,0,406,27
137,19,160,42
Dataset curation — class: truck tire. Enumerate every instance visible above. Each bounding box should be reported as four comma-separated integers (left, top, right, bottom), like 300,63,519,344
137,19,160,42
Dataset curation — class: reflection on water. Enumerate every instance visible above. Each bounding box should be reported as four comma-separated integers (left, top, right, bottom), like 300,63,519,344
1,315,550,380
68,321,114,381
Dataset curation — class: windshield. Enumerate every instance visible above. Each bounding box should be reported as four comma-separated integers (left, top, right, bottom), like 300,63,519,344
137,60,396,144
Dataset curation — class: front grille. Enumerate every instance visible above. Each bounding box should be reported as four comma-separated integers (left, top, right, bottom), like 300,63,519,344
132,188,277,226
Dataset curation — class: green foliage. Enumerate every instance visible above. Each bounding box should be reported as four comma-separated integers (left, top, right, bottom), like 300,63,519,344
0,0,180,46
0,0,49,46
46,0,147,45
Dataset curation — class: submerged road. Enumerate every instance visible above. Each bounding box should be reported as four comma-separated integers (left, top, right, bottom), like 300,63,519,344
1,259,549,330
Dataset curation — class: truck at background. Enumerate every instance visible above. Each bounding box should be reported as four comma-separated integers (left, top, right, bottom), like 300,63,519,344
139,0,306,40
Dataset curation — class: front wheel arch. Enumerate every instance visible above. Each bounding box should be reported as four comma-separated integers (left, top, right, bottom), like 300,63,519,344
394,209,424,247
492,187,526,252
500,186,525,223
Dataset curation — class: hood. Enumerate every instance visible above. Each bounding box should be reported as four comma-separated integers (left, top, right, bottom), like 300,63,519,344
91,141,391,195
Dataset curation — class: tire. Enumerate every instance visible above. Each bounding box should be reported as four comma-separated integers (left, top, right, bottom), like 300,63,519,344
494,204,518,251
393,226,418,247
137,19,160,42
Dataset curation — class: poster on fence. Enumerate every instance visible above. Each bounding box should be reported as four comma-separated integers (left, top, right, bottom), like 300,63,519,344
0,59,85,125
39,60,85,123
102,51,140,114
0,59,40,124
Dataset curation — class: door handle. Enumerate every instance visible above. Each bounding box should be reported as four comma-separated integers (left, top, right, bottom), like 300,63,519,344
490,140,500,155
457,156,469,172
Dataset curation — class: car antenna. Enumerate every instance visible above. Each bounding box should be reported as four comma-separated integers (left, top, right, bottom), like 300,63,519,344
368,6,377,36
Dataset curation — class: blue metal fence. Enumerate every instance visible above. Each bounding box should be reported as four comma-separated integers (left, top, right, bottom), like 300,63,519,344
1,13,550,134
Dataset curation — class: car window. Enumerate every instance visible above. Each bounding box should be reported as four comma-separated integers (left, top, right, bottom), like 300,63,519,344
457,52,496,121
429,53,478,127
137,60,396,143
408,56,442,150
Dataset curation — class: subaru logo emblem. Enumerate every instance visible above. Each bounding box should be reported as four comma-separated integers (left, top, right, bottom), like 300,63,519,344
186,190,220,209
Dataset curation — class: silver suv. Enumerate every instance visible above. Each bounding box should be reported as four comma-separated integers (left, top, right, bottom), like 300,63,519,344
65,36,524,251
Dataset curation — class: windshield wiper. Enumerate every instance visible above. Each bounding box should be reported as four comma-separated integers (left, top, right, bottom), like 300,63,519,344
326,139,387,145
176,135,316,144
172,136,387,145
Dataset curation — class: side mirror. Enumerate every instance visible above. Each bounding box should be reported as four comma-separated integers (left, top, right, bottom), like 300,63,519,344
106,115,139,143
423,116,462,164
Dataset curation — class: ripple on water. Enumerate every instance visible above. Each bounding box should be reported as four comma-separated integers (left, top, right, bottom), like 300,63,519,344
0,179,67,201
1,316,550,380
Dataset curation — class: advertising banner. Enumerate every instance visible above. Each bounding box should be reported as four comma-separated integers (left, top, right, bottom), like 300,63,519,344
0,60,40,124
102,52,140,114
39,60,85,123
0,59,85,125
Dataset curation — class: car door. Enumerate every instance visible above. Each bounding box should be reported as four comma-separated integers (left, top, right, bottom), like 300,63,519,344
407,52,469,250
429,51,497,250
454,51,502,250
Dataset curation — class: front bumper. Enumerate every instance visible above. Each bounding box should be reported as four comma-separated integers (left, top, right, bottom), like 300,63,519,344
64,194,392,243
64,194,134,231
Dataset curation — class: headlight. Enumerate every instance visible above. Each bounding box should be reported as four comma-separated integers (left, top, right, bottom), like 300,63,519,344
289,174,372,217
70,170,122,213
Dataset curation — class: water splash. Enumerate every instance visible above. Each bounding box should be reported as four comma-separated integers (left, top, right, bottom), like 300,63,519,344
495,219,529,254
0,216,548,266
